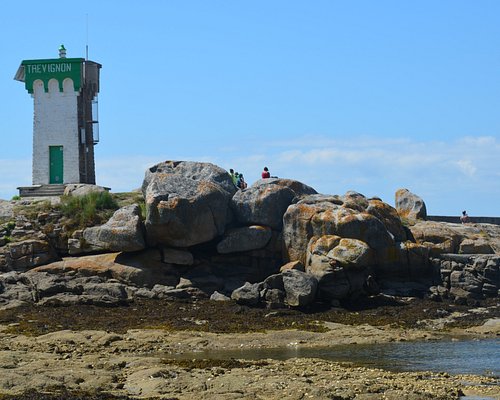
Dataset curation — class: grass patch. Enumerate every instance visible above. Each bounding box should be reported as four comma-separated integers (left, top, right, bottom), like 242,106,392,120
5,221,15,231
112,191,144,207
12,200,52,221
112,192,146,219
0,221,15,244
59,192,118,230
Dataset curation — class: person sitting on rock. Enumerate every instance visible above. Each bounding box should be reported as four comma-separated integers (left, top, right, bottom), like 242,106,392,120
460,210,470,224
237,173,247,189
262,167,271,179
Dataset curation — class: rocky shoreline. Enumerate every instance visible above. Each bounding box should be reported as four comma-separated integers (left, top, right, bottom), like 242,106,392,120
1,160,500,399
0,297,499,399
2,161,500,311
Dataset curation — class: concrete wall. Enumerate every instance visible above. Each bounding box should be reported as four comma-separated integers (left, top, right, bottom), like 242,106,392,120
427,215,500,225
32,78,80,184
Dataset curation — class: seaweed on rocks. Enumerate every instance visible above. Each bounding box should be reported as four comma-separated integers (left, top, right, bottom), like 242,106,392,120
0,296,498,337
0,389,161,400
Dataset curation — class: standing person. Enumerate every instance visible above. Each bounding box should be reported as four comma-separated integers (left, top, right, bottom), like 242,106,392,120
262,166,270,179
229,169,237,186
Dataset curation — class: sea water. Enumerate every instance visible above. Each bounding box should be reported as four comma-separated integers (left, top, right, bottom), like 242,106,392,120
174,338,500,377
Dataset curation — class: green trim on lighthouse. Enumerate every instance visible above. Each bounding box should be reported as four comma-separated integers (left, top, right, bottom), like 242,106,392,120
17,57,84,93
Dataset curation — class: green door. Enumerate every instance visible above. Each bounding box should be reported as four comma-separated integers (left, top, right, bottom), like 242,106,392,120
49,146,63,184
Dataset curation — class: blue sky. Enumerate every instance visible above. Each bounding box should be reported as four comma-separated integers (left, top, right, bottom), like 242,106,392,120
1,0,499,216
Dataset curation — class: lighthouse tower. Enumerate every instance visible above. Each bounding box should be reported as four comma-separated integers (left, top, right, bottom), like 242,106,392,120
14,46,101,194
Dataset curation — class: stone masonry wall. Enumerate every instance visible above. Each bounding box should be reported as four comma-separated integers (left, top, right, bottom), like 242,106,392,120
32,78,80,184
427,215,500,225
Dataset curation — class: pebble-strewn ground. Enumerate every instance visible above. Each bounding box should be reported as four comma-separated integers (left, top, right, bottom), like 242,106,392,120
0,297,498,399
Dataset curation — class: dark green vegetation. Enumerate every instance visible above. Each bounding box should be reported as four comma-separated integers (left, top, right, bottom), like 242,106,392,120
7,192,144,240
0,296,497,337
59,192,119,229
0,221,15,244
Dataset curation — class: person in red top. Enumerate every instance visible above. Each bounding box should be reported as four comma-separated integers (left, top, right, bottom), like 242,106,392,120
261,166,270,179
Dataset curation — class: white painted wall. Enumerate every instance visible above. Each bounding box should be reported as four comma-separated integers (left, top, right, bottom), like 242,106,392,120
32,78,80,184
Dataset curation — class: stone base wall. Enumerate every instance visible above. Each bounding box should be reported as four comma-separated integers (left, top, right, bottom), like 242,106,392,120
427,216,500,225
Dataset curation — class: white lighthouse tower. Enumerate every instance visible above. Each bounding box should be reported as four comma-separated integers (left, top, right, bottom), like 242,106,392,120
14,46,101,196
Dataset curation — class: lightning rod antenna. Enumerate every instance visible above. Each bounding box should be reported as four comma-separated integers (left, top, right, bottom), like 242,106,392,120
86,13,89,60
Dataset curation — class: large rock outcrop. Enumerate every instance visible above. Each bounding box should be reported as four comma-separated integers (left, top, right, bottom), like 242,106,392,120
231,178,317,230
0,251,186,309
32,251,179,288
217,225,272,254
69,205,146,255
306,235,377,299
230,269,318,308
63,184,108,197
1,239,56,272
142,161,237,247
395,188,427,222
409,221,500,256
0,200,14,220
283,193,396,264
429,254,500,303
282,192,411,300
2,159,500,309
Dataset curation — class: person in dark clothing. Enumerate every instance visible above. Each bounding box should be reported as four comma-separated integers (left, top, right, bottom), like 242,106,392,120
237,173,247,189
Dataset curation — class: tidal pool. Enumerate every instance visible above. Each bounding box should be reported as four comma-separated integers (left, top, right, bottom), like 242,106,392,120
173,338,500,377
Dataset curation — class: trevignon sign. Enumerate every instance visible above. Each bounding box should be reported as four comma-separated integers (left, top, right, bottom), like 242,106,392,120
26,62,73,74
19,58,83,93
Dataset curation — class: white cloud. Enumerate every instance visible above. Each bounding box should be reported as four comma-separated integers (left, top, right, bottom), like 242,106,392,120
1,135,498,215
459,136,497,146
455,159,477,176
230,134,499,215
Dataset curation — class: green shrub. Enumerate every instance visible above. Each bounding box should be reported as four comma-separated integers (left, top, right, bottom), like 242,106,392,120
1,221,16,244
59,191,118,229
11,195,21,201
139,202,147,219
